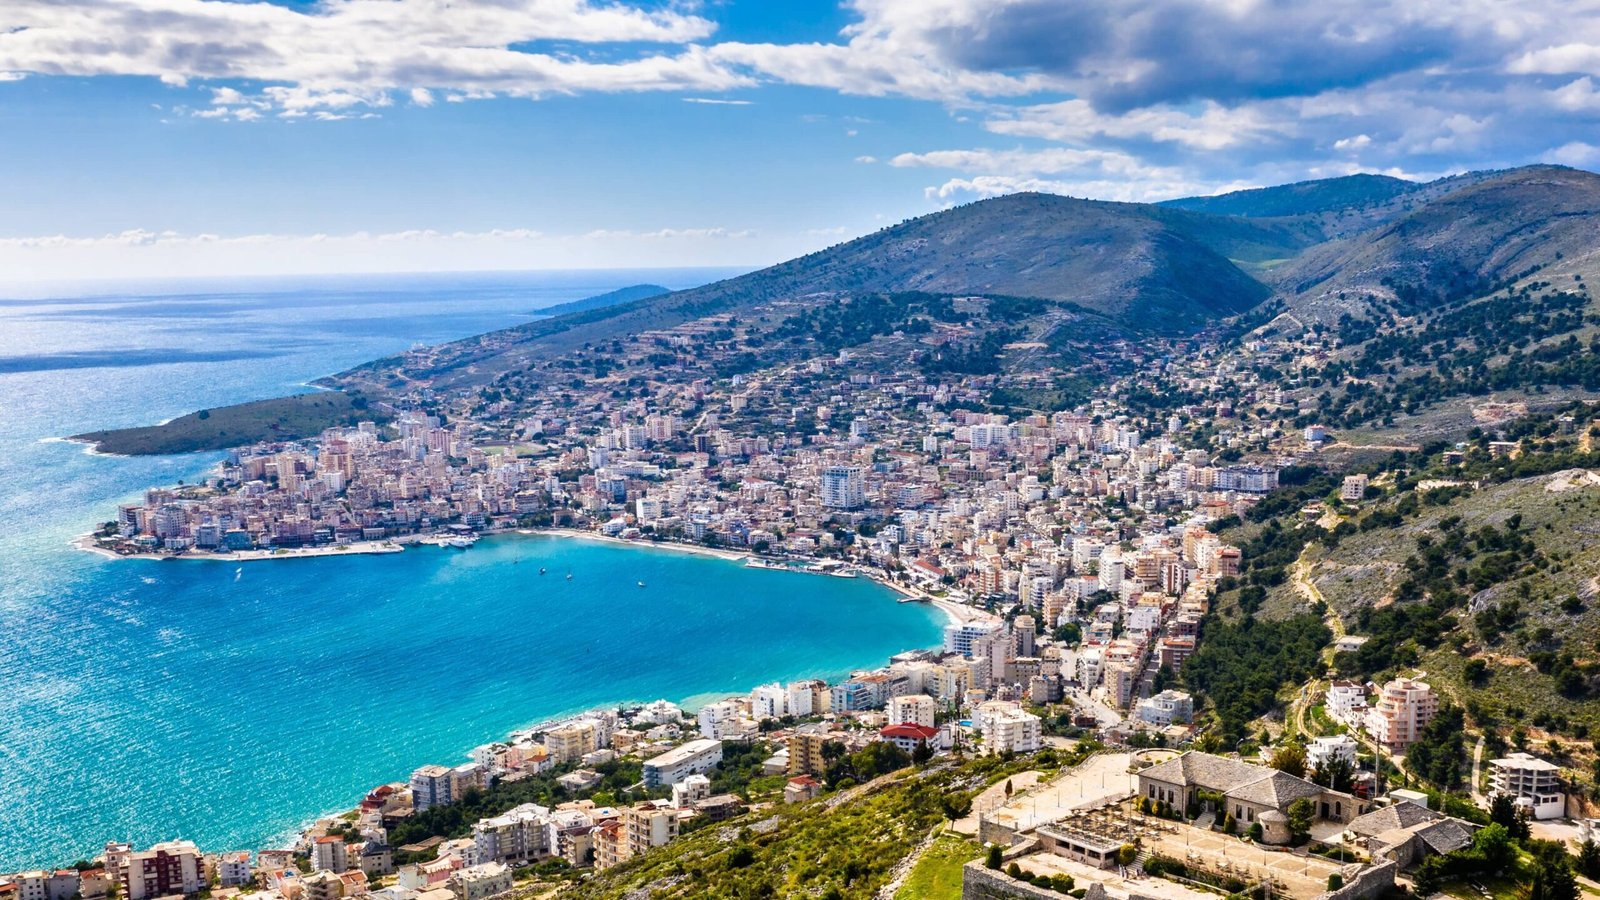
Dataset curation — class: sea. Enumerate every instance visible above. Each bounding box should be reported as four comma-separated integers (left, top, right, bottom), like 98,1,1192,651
0,270,945,869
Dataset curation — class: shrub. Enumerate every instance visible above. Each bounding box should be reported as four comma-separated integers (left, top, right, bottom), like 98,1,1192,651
1327,873,1343,890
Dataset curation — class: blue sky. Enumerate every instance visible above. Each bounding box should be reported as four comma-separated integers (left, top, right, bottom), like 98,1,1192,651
2,0,1599,283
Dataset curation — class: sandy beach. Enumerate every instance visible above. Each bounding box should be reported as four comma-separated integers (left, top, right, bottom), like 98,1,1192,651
531,527,751,562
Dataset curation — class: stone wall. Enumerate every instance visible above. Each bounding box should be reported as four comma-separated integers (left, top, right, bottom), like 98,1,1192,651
1313,861,1397,900
960,862,1165,900
960,862,1058,900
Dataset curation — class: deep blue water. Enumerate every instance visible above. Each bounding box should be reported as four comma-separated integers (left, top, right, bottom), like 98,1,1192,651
0,271,943,868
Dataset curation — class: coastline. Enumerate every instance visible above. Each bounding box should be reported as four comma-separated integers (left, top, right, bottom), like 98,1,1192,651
75,524,991,630
73,533,412,562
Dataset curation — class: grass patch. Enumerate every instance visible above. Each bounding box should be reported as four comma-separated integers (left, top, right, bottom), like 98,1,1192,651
895,832,981,900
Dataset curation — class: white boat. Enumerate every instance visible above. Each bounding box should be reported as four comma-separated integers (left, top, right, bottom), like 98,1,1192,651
444,536,477,549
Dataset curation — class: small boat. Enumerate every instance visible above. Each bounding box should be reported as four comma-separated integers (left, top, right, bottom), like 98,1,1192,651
445,536,476,549
566,572,573,581
637,581,646,588
539,567,547,575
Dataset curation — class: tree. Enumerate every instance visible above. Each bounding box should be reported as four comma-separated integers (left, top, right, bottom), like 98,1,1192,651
941,794,973,825
1312,755,1355,793
1271,742,1308,779
1526,856,1579,900
1115,845,1137,867
1287,798,1315,841
912,739,934,766
985,845,1004,870
1580,840,1600,880
1489,793,1519,829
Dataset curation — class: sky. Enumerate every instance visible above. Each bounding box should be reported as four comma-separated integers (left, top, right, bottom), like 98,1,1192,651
2,0,1599,285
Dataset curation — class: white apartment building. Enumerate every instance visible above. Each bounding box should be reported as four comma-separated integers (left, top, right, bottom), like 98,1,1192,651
642,739,724,788
216,852,253,888
750,683,788,720
310,836,348,873
1365,678,1438,750
974,701,1042,755
1135,690,1194,726
1324,681,1369,729
1490,753,1566,820
820,465,866,509
1307,735,1360,772
887,694,937,728
943,620,1002,657
697,700,741,739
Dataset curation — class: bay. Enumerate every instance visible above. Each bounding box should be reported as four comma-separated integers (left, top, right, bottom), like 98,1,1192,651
0,271,944,868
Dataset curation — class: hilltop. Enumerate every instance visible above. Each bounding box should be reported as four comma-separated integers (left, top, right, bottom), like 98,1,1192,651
1270,165,1600,320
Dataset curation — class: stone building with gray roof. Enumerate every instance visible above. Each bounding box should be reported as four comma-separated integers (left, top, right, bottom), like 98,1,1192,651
1136,751,1368,840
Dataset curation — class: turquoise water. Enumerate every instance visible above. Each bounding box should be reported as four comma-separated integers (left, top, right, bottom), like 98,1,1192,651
0,272,943,868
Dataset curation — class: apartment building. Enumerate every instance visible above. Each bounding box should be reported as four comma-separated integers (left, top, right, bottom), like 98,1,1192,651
123,841,203,900
410,765,455,811
887,693,937,728
1490,752,1565,820
642,739,723,788
1365,678,1437,750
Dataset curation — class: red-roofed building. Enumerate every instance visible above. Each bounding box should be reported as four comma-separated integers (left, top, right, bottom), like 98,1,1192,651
879,723,939,755
783,775,821,804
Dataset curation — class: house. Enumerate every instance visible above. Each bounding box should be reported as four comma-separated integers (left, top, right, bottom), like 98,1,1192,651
448,863,511,900
880,723,939,755
784,776,822,804
1134,690,1193,726
1136,751,1365,840
1490,752,1565,820
1347,802,1477,868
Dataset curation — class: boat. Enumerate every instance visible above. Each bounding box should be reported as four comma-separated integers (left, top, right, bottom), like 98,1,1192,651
539,567,547,575
637,581,646,588
566,572,573,581
444,536,476,549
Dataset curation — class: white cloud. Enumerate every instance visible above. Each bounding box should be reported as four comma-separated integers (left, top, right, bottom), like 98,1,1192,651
1333,134,1373,151
984,98,1281,150
682,97,751,105
0,0,743,117
1542,141,1600,166
409,88,435,107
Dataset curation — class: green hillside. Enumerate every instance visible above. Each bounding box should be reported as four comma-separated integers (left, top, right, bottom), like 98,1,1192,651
1162,173,1420,218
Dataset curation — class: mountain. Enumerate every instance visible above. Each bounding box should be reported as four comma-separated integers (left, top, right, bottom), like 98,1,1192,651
534,283,669,318
1162,173,1422,218
1269,166,1600,319
330,193,1319,393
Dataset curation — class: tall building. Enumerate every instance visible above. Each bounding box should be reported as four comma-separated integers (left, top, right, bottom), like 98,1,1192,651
1365,678,1438,750
123,841,203,900
820,465,865,510
410,764,455,811
943,620,1002,657
787,732,830,776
